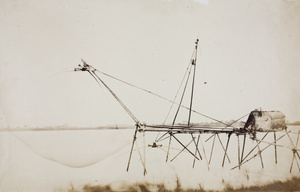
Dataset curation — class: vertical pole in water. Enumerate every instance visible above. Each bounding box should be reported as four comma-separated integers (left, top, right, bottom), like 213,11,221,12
274,132,277,164
166,132,172,162
237,135,241,169
290,152,295,173
193,134,201,168
289,130,300,172
222,133,231,167
143,129,146,175
208,134,216,164
191,133,202,160
241,134,246,163
199,135,210,171
217,134,231,163
127,124,139,172
256,140,264,169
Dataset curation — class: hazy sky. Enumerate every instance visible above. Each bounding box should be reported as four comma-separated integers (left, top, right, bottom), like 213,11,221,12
1,0,300,128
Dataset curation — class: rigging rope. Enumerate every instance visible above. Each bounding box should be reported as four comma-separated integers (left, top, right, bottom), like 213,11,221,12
94,69,233,127
86,70,118,128
163,62,192,125
157,48,197,141
163,48,197,125
89,70,140,125
172,62,193,125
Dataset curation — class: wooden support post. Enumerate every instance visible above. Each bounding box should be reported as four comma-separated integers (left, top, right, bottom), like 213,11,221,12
296,131,300,172
231,131,289,170
289,131,300,172
237,135,241,169
290,152,295,173
193,134,201,168
205,134,215,142
127,126,138,172
191,133,202,160
135,141,147,175
274,132,277,164
209,134,216,164
222,134,231,167
217,134,231,163
256,140,264,169
241,131,269,162
166,133,172,162
171,134,199,160
171,139,194,162
295,155,300,172
199,135,210,171
241,134,246,163
143,130,146,175
286,131,300,163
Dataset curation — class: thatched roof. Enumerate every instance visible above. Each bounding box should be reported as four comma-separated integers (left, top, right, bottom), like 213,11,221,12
244,110,287,132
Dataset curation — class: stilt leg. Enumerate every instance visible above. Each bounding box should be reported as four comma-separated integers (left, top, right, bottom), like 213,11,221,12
274,132,277,164
166,132,172,162
199,135,210,171
217,134,231,163
242,132,269,162
135,142,147,175
127,126,138,172
209,134,216,164
171,139,194,162
241,134,246,163
232,131,289,170
143,130,146,175
256,140,264,169
290,152,295,173
222,134,231,167
289,131,300,172
171,134,199,160
205,134,215,142
191,133,202,160
295,154,300,172
193,134,200,168
237,135,241,169
287,131,300,163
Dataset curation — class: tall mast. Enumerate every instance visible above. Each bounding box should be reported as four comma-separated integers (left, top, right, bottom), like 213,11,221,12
187,39,199,127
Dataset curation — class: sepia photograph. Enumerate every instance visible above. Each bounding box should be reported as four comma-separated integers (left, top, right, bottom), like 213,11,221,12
0,0,300,191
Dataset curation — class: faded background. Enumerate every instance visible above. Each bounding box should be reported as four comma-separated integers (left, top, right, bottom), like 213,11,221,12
0,0,300,191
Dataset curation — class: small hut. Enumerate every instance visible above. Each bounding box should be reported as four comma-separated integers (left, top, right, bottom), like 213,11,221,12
244,110,287,133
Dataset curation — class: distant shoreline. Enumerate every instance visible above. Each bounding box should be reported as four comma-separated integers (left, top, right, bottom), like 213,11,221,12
286,121,300,126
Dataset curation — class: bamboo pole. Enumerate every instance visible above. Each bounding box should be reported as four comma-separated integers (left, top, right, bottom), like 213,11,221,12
237,135,241,169
166,133,172,162
256,140,264,169
200,135,210,171
222,134,231,167
217,134,231,163
191,133,202,160
274,132,277,164
170,140,194,162
127,126,138,171
193,134,201,168
241,131,269,162
241,134,246,162
143,130,146,175
290,153,295,173
171,134,199,160
231,131,289,170
135,141,147,175
209,134,216,164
